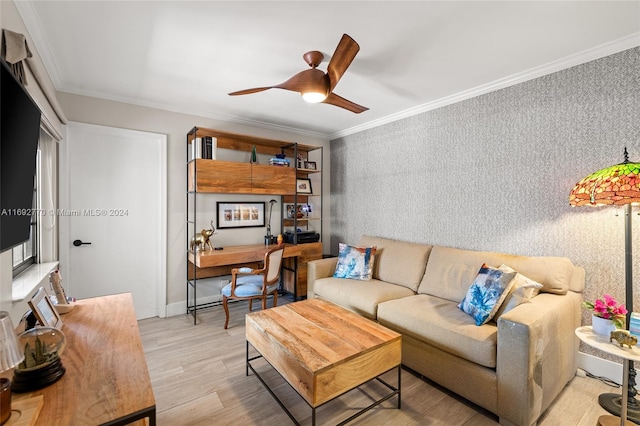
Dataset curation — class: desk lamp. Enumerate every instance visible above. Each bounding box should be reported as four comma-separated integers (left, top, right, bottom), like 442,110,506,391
0,311,25,424
265,199,278,245
569,148,640,424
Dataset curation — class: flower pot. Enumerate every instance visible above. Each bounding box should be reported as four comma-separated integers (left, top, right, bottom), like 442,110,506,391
592,315,617,336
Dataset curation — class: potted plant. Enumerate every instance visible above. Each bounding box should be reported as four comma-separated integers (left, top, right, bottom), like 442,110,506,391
583,294,627,336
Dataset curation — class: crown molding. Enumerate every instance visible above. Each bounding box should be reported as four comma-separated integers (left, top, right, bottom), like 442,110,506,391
329,32,640,140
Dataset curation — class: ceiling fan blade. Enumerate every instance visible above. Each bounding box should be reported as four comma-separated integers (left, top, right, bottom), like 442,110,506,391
229,87,272,96
323,92,368,114
274,68,328,93
326,34,360,92
229,69,328,97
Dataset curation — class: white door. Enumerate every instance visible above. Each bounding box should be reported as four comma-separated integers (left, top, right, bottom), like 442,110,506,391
59,122,166,319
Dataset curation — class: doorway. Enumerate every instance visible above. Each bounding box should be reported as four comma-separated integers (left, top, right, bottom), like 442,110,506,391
59,122,166,319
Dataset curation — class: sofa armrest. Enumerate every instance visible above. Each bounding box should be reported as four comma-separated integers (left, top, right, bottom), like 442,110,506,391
307,257,338,298
496,291,581,426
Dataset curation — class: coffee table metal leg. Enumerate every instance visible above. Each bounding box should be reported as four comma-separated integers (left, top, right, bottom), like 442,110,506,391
246,341,301,425
247,340,401,425
335,365,401,426
398,364,402,409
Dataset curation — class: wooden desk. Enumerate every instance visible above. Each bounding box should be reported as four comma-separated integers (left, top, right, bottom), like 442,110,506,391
13,293,156,426
187,242,322,301
187,243,304,323
188,243,302,268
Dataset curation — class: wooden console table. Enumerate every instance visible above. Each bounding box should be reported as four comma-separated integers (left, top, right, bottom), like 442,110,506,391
12,293,156,425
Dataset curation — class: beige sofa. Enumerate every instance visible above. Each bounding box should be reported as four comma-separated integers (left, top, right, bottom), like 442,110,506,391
307,236,585,426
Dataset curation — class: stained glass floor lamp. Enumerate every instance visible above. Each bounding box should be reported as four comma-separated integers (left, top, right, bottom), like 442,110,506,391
570,148,640,424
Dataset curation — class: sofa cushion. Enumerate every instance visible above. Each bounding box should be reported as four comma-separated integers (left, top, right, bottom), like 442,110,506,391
418,246,574,302
313,277,415,320
458,263,516,325
358,235,432,292
333,243,376,280
494,264,543,318
378,294,498,368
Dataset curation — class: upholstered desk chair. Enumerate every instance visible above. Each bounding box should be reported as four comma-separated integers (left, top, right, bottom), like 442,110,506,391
221,244,285,329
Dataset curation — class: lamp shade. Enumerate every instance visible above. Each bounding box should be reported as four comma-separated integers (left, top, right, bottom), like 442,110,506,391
0,311,24,371
569,150,640,207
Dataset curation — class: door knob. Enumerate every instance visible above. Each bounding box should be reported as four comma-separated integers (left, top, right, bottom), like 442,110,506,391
73,239,92,247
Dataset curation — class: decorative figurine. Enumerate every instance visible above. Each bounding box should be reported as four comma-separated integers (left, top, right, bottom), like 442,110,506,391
610,330,638,348
190,220,216,251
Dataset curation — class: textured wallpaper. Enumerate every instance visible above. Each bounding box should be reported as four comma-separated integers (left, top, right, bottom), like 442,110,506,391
330,47,640,361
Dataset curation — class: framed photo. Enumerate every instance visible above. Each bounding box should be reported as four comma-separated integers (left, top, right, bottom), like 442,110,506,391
296,178,313,194
286,204,304,219
216,202,265,229
304,161,317,170
28,287,63,329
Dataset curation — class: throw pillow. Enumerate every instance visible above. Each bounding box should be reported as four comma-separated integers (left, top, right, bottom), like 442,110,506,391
333,243,377,281
458,263,516,325
494,264,543,317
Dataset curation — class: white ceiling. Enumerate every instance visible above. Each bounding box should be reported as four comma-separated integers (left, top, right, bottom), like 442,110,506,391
15,1,640,139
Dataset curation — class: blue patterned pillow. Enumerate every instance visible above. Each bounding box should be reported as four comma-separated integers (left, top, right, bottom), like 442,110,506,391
333,243,377,281
458,263,516,325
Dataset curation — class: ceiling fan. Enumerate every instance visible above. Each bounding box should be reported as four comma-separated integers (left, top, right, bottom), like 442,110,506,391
229,34,368,114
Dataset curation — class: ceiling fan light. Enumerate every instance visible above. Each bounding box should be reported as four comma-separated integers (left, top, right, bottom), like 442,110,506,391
302,91,327,103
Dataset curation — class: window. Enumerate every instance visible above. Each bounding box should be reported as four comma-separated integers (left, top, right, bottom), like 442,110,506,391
12,148,41,277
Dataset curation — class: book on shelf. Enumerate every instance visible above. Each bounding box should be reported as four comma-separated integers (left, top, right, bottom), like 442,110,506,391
268,157,291,166
189,137,217,161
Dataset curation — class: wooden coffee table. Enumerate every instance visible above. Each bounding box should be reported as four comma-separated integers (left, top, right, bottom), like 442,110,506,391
245,298,402,425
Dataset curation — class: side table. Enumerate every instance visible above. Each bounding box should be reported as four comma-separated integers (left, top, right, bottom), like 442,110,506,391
575,326,640,426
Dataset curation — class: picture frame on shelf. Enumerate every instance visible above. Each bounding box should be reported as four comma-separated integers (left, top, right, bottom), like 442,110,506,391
304,161,317,170
286,204,304,219
296,178,312,194
216,202,265,229
28,287,63,329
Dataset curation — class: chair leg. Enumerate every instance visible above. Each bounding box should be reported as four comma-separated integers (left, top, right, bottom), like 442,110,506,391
249,299,253,311
223,295,230,329
262,296,267,311
273,291,278,308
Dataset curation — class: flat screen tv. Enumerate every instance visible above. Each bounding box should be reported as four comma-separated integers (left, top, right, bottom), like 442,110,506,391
1,59,42,252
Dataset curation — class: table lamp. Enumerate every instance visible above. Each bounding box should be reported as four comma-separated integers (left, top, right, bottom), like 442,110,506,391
0,311,25,424
569,148,640,424
265,199,278,245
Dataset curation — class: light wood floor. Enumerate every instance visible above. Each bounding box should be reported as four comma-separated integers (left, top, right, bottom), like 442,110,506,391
138,297,618,425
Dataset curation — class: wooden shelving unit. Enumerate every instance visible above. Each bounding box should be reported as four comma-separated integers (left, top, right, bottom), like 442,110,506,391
187,160,295,194
186,127,323,322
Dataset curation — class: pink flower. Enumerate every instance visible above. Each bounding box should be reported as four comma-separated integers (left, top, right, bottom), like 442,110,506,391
583,294,627,329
